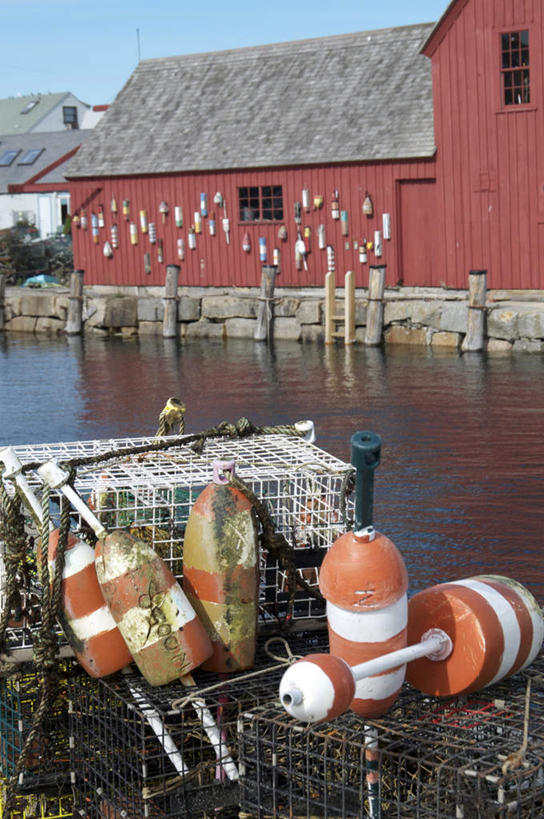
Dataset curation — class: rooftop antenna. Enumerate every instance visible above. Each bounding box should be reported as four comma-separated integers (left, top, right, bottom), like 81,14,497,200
136,28,141,62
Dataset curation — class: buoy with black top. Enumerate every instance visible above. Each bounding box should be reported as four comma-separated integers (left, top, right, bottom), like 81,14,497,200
182,460,259,673
95,530,213,686
46,530,133,677
319,431,408,718
406,574,544,696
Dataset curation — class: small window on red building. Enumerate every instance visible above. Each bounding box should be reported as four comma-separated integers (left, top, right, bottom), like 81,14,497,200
239,186,283,221
501,30,530,106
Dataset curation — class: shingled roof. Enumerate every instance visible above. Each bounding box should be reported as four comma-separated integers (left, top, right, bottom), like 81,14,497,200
0,130,90,193
67,23,435,178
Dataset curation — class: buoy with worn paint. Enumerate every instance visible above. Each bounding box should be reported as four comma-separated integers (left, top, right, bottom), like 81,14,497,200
182,460,259,673
95,530,213,686
319,431,408,718
242,232,251,253
45,530,133,678
407,574,544,697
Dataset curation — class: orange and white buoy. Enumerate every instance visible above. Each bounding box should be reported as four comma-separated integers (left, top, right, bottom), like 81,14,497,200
95,530,213,686
279,653,355,723
182,460,259,673
45,530,133,678
319,525,408,717
407,574,544,697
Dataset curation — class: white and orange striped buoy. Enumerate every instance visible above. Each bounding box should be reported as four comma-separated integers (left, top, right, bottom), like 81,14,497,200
319,525,408,718
407,575,544,696
46,530,133,678
95,530,213,686
279,653,355,723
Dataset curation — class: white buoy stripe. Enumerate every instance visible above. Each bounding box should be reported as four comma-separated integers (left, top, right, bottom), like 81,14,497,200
69,604,119,642
450,578,521,685
50,542,95,580
327,596,407,643
354,665,405,702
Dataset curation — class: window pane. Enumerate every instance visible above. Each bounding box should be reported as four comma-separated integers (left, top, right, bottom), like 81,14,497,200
239,186,260,221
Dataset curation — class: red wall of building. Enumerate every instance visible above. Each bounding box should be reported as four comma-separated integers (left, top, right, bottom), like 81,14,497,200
70,159,436,289
425,0,544,289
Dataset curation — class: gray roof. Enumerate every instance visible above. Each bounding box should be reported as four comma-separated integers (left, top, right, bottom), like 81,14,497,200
0,130,90,193
0,93,71,136
67,23,436,178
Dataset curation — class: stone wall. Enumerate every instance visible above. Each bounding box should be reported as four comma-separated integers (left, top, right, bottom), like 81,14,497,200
2,285,544,354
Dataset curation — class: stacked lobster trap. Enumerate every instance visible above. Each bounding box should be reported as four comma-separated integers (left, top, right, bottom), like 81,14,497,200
238,654,544,818
0,424,353,817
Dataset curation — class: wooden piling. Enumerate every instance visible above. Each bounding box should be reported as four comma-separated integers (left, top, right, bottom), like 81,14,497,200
462,270,487,352
344,270,355,345
324,271,335,344
254,264,278,341
65,269,85,335
365,265,386,346
0,273,5,331
163,264,180,338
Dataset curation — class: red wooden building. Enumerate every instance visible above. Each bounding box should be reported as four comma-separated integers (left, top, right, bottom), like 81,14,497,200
66,0,543,291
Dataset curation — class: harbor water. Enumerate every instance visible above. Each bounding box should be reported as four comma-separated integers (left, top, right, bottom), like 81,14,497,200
1,332,543,600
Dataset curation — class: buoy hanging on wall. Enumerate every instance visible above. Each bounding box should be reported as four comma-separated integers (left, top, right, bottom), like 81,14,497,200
188,226,196,249
363,192,374,217
80,210,88,230
273,247,280,266
331,191,340,220
319,431,408,718
157,239,164,264
383,213,391,240
111,195,118,214
182,460,259,672
209,212,216,235
200,193,208,217
374,230,382,257
43,530,133,678
303,225,312,253
327,245,335,273
340,210,349,236
359,240,367,264
122,200,130,221
103,241,113,258
259,237,267,262
140,209,148,234
318,224,326,250
111,224,119,249
177,237,185,260
144,251,151,274
72,213,81,229
149,222,157,244
278,225,287,242
194,212,202,234
91,213,99,244
96,530,213,686
130,223,138,245
313,194,323,210
242,232,251,253
302,187,311,212
175,206,183,228
407,575,544,697
98,206,105,229
159,201,169,224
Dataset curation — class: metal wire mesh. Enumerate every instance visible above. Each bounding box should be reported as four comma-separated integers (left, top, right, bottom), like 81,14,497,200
0,782,73,819
0,662,75,792
68,632,328,819
239,654,544,818
1,433,352,656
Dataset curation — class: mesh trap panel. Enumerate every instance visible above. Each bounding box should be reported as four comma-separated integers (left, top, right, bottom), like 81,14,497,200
69,632,328,819
6,432,352,639
0,783,73,819
0,662,75,793
239,655,544,819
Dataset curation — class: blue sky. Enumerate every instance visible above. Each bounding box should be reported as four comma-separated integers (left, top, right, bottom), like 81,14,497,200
2,0,448,106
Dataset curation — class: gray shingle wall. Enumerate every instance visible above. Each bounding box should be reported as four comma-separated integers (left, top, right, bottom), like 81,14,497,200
67,23,436,178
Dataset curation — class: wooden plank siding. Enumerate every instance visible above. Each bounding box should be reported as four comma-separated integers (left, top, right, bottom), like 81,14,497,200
70,159,436,288
425,0,544,289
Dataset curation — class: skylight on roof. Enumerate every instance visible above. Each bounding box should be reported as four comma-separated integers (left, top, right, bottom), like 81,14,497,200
21,100,39,114
18,148,44,165
0,149,20,166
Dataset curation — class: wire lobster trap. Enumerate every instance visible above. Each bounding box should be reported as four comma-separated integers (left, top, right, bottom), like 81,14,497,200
2,427,353,657
0,782,73,819
238,654,544,819
0,661,76,793
69,632,329,819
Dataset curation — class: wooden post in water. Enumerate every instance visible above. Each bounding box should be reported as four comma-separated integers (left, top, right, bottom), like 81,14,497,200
365,265,386,346
324,270,335,344
0,273,5,331
462,270,487,352
254,264,278,341
163,264,180,338
344,270,355,345
65,269,85,335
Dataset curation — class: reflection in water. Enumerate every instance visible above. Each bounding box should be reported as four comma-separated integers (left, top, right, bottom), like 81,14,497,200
1,334,543,600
